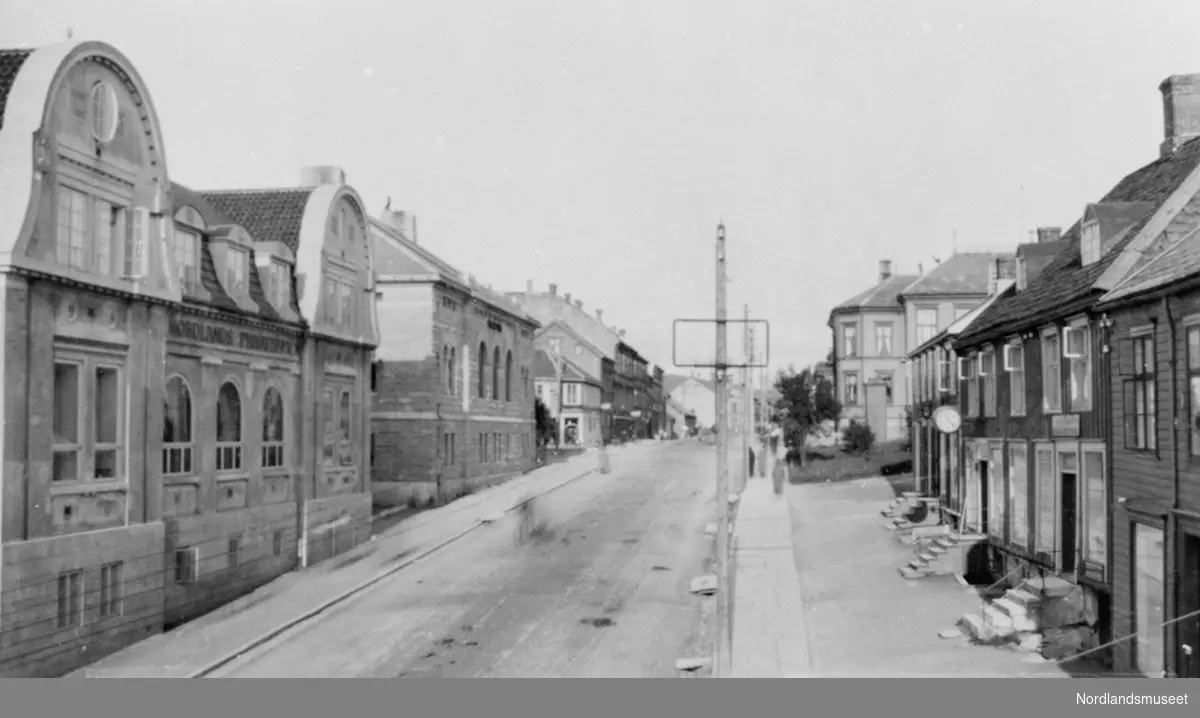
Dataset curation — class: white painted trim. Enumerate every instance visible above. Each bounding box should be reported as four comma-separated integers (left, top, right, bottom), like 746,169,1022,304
1040,324,1059,337
1066,314,1089,328
1181,313,1200,328
1129,324,1155,338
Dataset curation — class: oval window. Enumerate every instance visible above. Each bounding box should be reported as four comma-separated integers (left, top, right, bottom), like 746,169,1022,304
90,82,119,143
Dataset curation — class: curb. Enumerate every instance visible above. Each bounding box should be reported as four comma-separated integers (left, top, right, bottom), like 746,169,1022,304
189,465,599,678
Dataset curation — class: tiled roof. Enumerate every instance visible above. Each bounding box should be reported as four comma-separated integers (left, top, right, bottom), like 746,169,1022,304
0,48,34,133
831,273,921,314
171,182,290,321
901,252,1011,297
200,188,317,255
956,136,1200,346
1098,230,1200,304
1089,201,1156,249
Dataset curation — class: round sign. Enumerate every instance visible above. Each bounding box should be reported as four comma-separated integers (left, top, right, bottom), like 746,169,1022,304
932,405,962,434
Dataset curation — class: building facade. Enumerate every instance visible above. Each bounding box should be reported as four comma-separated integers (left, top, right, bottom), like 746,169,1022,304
0,42,379,676
369,211,538,508
949,77,1200,672
664,374,746,433
828,260,920,441
532,348,603,446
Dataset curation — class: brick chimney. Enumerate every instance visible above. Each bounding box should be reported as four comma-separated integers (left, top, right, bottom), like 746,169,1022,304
1036,227,1062,244
549,283,557,297
596,309,603,322
1160,74,1200,158
574,299,582,309
878,259,893,283
564,292,572,305
299,166,346,187
383,209,416,240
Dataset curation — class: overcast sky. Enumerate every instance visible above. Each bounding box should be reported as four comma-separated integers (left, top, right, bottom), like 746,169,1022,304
4,0,1200,375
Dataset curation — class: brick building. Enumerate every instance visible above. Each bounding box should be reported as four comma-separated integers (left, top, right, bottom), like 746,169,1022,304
0,41,379,676
369,210,539,508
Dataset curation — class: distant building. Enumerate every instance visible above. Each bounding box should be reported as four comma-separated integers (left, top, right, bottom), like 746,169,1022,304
532,347,603,446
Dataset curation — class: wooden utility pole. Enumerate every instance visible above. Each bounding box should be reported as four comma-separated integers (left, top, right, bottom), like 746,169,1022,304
714,223,731,678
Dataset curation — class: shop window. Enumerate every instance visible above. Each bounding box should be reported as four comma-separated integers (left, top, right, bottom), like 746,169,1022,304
1134,523,1165,676
53,354,124,483
163,376,194,475
505,350,513,401
215,381,243,472
1080,446,1106,575
339,390,353,466
262,387,285,468
322,389,335,464
1033,445,1056,564
1008,443,1028,549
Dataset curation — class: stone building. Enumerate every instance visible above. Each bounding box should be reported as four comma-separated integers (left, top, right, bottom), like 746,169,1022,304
0,41,379,676
368,210,539,508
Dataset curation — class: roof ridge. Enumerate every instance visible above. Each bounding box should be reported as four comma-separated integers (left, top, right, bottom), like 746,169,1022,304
199,187,314,196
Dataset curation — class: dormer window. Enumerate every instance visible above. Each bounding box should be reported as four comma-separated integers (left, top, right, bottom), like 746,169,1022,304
1081,220,1101,266
263,259,291,308
225,247,248,295
172,228,200,293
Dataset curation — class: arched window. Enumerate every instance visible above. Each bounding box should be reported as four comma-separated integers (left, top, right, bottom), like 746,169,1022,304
163,376,193,475
478,342,487,399
505,350,513,402
216,381,243,471
448,347,457,395
262,386,285,468
492,346,500,400
339,390,353,466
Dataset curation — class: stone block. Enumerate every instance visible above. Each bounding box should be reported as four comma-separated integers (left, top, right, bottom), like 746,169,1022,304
1041,587,1086,630
1040,625,1095,661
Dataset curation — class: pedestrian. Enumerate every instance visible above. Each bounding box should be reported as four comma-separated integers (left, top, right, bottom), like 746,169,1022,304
771,448,786,495
598,438,611,474
748,446,756,479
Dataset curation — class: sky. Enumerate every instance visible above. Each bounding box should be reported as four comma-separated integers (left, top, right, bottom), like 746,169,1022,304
4,0,1200,377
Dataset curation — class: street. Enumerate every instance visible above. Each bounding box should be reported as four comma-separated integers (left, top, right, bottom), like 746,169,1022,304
204,441,718,677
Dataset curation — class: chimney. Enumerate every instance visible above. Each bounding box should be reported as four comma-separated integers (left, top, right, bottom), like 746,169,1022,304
1160,74,1200,159
618,329,626,338
299,166,346,187
549,283,557,297
526,279,533,292
383,209,414,237
564,292,572,305
1036,226,1062,244
878,259,892,283
574,299,582,309
596,309,603,322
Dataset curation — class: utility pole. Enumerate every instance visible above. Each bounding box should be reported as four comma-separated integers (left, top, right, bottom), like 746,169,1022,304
714,222,731,678
550,338,566,447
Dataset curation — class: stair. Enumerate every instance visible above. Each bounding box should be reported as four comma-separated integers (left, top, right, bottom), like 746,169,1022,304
991,597,1039,632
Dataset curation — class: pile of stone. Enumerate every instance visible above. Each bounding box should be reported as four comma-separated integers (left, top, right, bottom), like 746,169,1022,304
956,575,1100,661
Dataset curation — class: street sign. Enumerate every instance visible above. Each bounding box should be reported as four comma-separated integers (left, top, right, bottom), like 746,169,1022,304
672,318,770,368
631,410,642,418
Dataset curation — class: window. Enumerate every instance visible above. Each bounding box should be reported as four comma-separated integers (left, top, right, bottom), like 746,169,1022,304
228,534,242,570
876,372,893,405
1041,331,1062,412
1189,326,1200,457
447,346,457,395
174,547,197,584
964,356,979,417
505,350,513,401
1065,324,1092,410
339,391,353,466
565,383,579,405
842,325,858,358
90,81,119,143
126,207,149,278
163,376,193,475
938,350,953,392
1009,443,1028,549
843,372,859,405
1124,334,1156,451
491,346,501,400
478,343,487,398
1005,342,1025,416
273,530,285,557
478,433,486,463
322,389,335,464
1033,445,1056,563
173,228,200,292
1080,220,1101,266
981,350,997,417
875,324,893,356
264,259,289,307
1133,523,1165,677
262,387,285,468
93,200,125,277
225,248,248,295
56,187,88,270
57,570,83,628
1080,446,1106,574
54,357,123,483
99,562,122,617
215,381,243,472
988,445,1005,540
916,309,938,345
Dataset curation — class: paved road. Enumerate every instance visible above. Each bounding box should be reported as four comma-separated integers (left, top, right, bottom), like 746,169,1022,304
207,441,719,677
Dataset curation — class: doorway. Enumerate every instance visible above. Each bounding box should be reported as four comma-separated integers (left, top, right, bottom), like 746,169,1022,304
1060,452,1078,575
1178,532,1200,678
978,458,990,537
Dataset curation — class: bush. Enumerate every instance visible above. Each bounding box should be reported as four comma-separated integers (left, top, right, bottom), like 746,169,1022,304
843,420,875,454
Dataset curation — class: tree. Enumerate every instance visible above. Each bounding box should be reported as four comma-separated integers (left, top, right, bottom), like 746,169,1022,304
771,367,841,464
534,397,558,447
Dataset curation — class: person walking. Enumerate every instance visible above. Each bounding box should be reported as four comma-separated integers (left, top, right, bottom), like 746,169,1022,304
598,438,612,474
771,445,786,495
748,446,756,479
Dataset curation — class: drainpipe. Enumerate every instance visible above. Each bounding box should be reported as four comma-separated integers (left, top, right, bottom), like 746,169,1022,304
1164,296,1181,677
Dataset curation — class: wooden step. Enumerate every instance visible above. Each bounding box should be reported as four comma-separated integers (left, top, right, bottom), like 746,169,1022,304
1005,588,1042,607
919,552,937,563
928,544,947,555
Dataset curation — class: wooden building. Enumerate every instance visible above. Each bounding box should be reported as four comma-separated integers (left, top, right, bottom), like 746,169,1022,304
951,80,1200,667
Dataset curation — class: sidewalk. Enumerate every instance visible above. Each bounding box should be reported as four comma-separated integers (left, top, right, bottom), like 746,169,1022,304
729,473,810,678
71,449,616,677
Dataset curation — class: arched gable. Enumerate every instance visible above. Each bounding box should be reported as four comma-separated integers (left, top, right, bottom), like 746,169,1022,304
0,40,177,302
